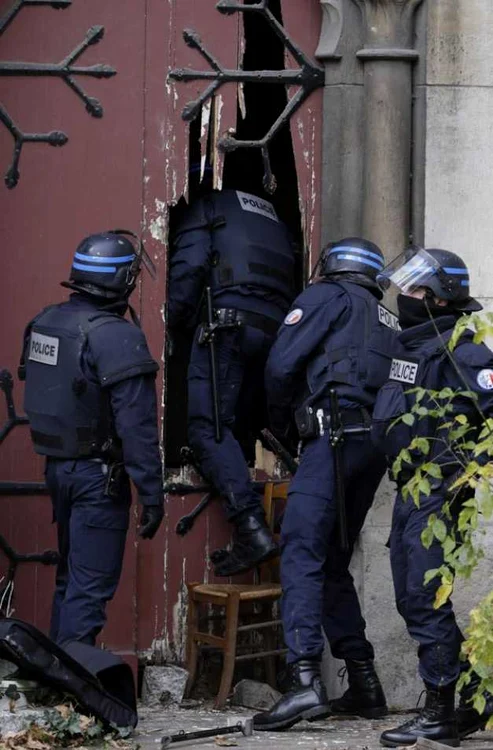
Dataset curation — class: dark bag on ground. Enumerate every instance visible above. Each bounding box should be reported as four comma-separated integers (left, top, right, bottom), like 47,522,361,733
0,618,137,728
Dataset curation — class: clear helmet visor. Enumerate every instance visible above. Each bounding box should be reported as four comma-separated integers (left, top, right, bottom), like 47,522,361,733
377,247,441,293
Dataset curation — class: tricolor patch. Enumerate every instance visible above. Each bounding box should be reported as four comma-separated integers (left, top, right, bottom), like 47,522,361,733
477,369,493,391
284,308,304,326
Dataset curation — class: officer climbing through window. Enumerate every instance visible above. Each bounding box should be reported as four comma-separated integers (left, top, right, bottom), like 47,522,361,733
253,237,398,731
168,186,296,576
20,231,164,647
372,246,493,748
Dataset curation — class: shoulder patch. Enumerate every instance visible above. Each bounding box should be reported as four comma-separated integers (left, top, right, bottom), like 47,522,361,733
284,308,304,326
477,369,493,391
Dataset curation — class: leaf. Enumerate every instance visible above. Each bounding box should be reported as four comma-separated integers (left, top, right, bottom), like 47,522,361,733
214,738,239,747
421,525,434,549
432,518,447,542
425,463,442,479
423,568,440,585
434,582,453,609
455,414,468,425
473,693,486,715
402,413,415,426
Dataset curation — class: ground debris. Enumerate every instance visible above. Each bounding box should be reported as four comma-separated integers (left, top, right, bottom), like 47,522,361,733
0,704,135,749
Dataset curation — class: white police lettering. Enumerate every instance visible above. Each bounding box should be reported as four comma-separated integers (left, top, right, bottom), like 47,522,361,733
284,308,303,326
477,369,493,391
28,332,59,366
389,358,418,384
236,190,279,222
378,305,400,331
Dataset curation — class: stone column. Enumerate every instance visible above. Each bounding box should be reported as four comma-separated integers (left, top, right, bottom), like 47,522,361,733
353,0,424,260
316,1,365,245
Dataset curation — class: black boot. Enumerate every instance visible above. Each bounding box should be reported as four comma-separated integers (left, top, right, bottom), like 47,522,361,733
380,684,459,747
457,672,493,738
329,659,387,719
253,660,330,731
213,513,278,576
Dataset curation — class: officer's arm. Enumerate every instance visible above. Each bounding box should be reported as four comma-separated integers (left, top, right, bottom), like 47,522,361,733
168,200,213,329
454,341,493,417
265,286,348,418
88,319,162,506
108,374,163,506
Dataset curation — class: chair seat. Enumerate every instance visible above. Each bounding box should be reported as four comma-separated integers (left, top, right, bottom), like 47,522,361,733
191,582,282,601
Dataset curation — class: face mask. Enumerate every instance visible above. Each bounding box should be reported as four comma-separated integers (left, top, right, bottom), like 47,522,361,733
397,294,450,329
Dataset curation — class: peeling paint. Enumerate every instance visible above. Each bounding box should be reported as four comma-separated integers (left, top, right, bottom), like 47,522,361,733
149,198,168,245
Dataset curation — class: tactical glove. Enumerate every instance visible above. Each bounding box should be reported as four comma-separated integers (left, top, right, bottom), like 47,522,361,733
139,504,164,539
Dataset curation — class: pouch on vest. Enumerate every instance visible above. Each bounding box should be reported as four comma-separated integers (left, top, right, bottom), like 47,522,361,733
0,618,137,728
371,381,412,458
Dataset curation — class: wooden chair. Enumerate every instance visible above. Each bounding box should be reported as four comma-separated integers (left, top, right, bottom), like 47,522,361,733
184,481,289,708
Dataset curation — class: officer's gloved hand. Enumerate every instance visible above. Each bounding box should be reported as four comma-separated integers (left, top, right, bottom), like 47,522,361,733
139,504,164,539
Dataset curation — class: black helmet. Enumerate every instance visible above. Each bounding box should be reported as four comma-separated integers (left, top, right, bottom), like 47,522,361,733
63,230,152,300
378,246,482,310
319,237,385,281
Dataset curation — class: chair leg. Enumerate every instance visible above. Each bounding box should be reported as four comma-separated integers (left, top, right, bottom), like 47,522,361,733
185,589,200,698
215,593,240,709
263,602,277,689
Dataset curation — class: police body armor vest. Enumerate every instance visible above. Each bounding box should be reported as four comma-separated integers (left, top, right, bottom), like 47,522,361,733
181,189,295,303
371,327,459,467
22,305,118,459
305,281,400,409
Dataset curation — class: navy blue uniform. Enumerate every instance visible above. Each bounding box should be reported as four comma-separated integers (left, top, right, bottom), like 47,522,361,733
265,279,398,664
22,294,162,645
373,315,493,688
169,189,295,519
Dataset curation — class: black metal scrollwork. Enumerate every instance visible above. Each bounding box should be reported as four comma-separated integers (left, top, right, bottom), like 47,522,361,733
168,0,325,193
0,0,116,188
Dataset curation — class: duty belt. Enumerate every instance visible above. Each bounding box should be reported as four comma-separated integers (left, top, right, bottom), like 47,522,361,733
211,308,282,336
295,404,371,440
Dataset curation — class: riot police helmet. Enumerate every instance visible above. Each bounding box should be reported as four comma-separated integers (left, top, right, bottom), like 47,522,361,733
62,230,155,300
377,246,482,310
319,237,385,281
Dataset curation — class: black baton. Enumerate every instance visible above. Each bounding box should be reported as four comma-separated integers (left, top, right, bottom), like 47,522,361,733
328,389,349,551
260,428,298,475
200,286,222,443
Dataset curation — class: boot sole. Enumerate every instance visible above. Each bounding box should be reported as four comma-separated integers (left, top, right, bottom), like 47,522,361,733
332,706,388,720
254,705,331,732
459,720,487,739
214,545,279,577
380,737,460,748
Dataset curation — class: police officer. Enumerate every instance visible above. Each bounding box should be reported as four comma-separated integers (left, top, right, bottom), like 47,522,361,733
254,238,398,731
371,246,493,747
20,231,164,647
168,188,296,576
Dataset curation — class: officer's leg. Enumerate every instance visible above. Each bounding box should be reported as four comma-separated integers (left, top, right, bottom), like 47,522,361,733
187,327,257,516
254,436,332,731
381,492,460,747
281,436,337,663
45,459,72,643
188,327,276,575
322,439,385,660
397,492,461,687
323,439,387,718
55,461,130,646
